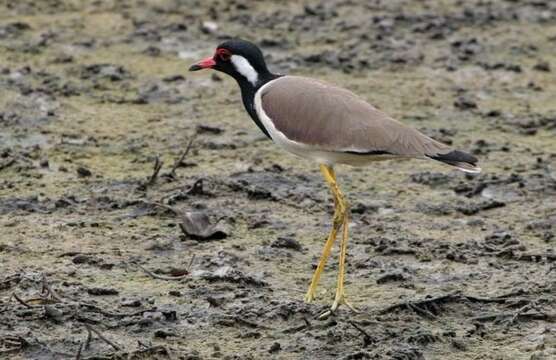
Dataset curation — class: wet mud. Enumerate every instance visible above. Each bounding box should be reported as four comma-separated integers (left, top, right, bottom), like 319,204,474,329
1,0,555,359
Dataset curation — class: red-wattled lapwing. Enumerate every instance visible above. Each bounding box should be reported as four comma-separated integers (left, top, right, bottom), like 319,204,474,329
189,39,480,316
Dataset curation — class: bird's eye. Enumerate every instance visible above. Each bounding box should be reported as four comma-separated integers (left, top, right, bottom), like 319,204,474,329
217,49,232,61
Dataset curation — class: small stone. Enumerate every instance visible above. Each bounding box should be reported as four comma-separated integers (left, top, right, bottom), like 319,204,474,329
121,298,141,307
87,287,119,296
451,339,467,351
76,166,92,177
485,109,501,117
270,237,302,251
143,46,161,57
44,305,64,322
200,21,218,34
143,311,164,322
269,342,281,353
454,96,477,110
533,61,551,72
179,211,228,241
351,200,381,214
196,124,223,134
154,328,176,338
72,254,94,264
376,272,406,284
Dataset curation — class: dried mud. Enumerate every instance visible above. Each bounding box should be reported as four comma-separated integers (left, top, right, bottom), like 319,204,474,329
1,1,555,359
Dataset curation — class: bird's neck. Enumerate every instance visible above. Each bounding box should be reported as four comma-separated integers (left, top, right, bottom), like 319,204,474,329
235,71,281,138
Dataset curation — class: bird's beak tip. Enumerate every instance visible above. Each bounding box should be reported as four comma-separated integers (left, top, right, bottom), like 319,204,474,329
189,57,216,72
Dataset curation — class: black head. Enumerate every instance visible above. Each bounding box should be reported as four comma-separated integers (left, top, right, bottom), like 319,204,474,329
189,39,271,86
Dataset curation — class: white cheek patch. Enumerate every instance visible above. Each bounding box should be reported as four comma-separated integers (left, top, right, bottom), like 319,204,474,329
231,55,259,86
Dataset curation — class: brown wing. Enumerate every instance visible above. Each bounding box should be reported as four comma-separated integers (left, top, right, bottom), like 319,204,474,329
260,76,451,157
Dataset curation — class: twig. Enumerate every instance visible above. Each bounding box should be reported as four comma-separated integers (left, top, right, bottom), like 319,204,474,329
282,323,309,334
349,321,374,347
187,254,196,272
472,311,556,323
137,340,150,348
41,274,64,302
83,324,120,351
517,252,556,262
508,303,533,325
135,264,188,281
78,302,156,318
84,325,92,350
464,295,508,304
147,156,163,186
169,135,196,177
379,292,529,318
234,316,271,329
0,273,22,290
138,199,179,215
407,302,437,320
0,157,16,171
75,342,83,360
11,293,33,308
379,293,459,315
0,348,20,354
124,345,171,358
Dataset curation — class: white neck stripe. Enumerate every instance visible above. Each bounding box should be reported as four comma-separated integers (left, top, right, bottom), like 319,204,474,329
231,55,259,86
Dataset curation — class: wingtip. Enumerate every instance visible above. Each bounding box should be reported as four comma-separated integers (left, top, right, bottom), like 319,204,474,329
455,163,482,174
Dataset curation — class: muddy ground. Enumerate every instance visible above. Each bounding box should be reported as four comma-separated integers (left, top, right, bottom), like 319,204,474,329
1,0,555,359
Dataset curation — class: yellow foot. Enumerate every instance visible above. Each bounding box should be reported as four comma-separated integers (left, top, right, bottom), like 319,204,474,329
319,294,358,319
304,289,316,303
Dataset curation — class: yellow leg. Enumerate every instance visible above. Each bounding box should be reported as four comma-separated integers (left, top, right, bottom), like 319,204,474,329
304,165,345,303
329,210,357,314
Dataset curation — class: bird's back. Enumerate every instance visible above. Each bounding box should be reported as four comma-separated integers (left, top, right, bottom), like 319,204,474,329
259,75,452,158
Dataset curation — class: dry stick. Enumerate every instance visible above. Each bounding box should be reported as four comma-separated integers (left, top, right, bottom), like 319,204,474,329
0,348,20,354
472,311,556,323
380,293,458,315
235,316,271,330
146,156,163,186
3,336,25,349
138,199,179,215
508,303,533,325
11,293,33,309
79,302,156,318
187,254,196,272
41,274,64,302
135,264,188,281
126,345,171,358
407,302,437,320
0,273,22,289
75,342,83,360
84,326,92,350
169,135,196,177
379,292,515,317
464,294,508,304
349,321,373,346
0,158,15,171
137,340,149,349
83,324,120,351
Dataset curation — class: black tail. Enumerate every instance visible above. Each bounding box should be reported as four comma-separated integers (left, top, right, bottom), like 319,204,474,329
427,150,481,173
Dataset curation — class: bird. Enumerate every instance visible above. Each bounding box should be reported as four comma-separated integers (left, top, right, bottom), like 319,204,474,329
189,39,480,316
